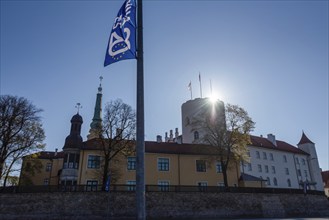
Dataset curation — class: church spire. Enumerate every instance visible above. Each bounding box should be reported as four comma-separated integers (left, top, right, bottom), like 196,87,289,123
87,76,103,140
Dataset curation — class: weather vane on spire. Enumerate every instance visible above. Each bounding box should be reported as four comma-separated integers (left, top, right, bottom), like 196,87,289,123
98,76,103,93
99,76,103,86
75,103,82,114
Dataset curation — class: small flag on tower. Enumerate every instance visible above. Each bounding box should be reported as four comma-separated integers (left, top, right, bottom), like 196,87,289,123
188,81,191,91
104,0,136,66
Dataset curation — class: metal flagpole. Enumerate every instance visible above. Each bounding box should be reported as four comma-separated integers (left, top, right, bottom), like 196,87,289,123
136,0,145,219
188,81,192,100
210,79,213,97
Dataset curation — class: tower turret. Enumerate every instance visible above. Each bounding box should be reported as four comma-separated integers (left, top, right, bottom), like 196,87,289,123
61,106,83,186
297,132,324,191
87,76,103,140
181,98,225,144
63,113,83,149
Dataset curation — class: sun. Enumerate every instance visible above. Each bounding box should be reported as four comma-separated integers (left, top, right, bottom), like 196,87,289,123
209,94,218,104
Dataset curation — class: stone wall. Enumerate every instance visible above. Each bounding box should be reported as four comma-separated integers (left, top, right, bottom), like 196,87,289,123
0,191,328,219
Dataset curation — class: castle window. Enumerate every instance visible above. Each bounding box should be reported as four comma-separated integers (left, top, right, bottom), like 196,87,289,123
304,170,308,178
194,131,199,140
158,180,170,192
87,155,100,169
75,154,80,169
247,163,252,171
216,162,223,173
43,178,49,185
196,160,206,172
257,164,262,172
285,168,289,175
127,157,136,170
158,158,169,171
273,177,278,186
86,180,98,191
269,153,274,161
256,151,260,159
126,180,136,191
302,158,306,165
271,166,276,174
283,155,287,163
263,152,267,160
297,169,301,176
267,177,271,185
287,179,291,187
197,181,208,191
264,165,269,173
46,163,52,172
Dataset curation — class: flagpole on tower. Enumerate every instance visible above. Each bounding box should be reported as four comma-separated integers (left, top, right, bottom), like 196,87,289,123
188,81,192,100
136,0,146,219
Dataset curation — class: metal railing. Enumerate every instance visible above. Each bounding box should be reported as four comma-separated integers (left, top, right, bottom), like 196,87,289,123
0,184,325,195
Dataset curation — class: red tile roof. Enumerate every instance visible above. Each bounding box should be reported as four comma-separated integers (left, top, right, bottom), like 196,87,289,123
82,138,219,155
33,133,309,158
250,135,308,155
81,135,307,156
145,141,219,155
321,170,329,188
297,132,314,145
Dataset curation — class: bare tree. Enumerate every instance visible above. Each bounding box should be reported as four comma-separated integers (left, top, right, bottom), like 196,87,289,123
100,99,136,190
192,102,255,187
0,95,45,186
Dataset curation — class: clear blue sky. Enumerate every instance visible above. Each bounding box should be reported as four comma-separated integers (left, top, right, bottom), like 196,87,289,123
1,0,328,170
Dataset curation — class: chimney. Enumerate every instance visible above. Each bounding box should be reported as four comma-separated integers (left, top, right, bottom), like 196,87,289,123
156,135,162,143
267,134,277,147
175,128,179,138
176,135,182,144
165,132,168,142
55,148,58,156
169,130,173,141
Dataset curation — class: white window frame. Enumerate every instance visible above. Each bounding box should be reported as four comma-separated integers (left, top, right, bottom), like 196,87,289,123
158,180,170,192
126,180,136,191
87,154,101,169
157,157,170,171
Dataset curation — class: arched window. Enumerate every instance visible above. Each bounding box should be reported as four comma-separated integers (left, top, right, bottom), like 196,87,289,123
273,177,278,186
194,131,199,140
287,179,291,187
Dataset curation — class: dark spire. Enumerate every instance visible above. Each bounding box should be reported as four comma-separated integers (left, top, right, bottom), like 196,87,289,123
87,76,103,140
297,131,314,145
63,113,83,149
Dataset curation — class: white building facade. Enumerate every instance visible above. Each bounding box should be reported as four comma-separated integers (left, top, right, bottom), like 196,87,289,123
242,134,317,190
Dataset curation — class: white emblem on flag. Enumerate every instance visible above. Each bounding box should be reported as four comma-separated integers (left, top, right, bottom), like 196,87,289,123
108,28,131,57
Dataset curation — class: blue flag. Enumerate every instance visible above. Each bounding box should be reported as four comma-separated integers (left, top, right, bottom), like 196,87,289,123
105,175,111,192
104,0,136,66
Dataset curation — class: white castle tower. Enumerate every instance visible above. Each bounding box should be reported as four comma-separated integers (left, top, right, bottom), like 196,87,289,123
297,132,324,191
181,98,225,144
